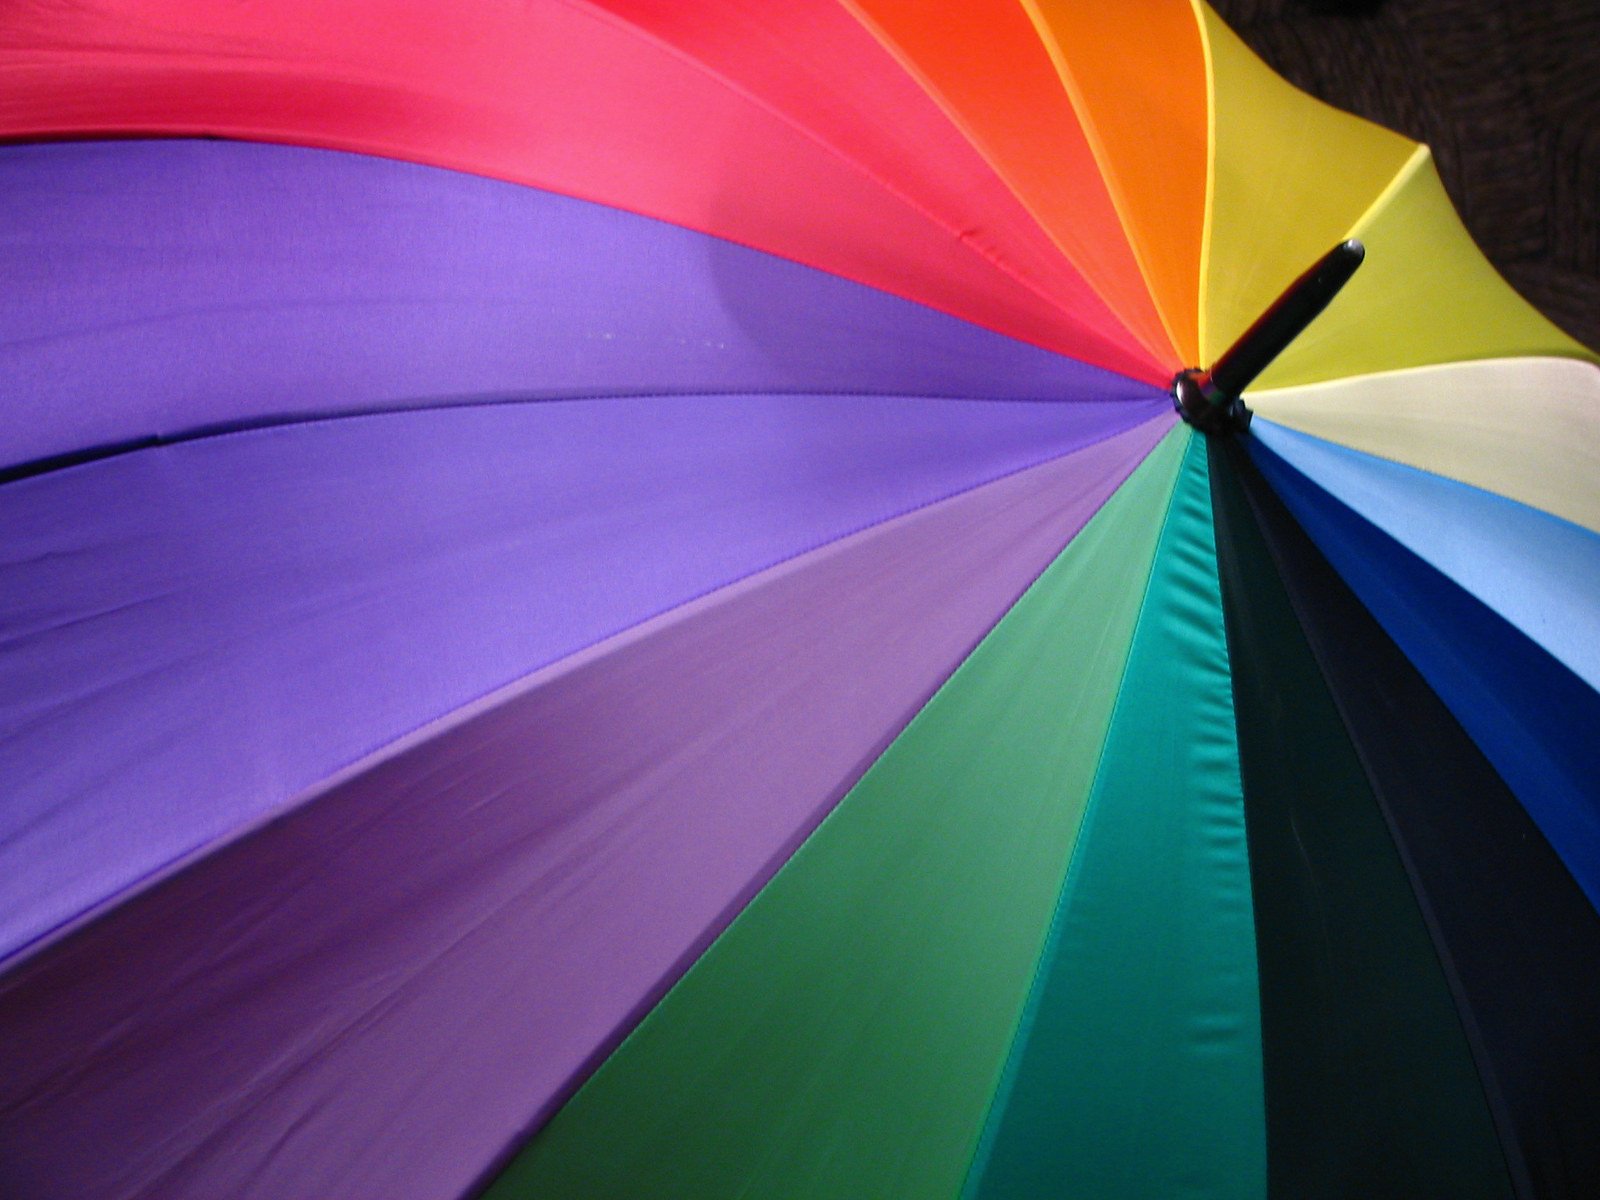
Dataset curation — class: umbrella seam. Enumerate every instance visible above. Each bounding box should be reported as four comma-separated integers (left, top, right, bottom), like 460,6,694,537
0,387,1160,487
1018,0,1197,367
1195,0,1217,368
460,422,1178,1200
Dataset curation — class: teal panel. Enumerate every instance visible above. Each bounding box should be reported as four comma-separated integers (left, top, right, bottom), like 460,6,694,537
967,433,1264,1200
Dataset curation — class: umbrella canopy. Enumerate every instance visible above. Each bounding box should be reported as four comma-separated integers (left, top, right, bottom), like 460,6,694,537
1,2,1597,1198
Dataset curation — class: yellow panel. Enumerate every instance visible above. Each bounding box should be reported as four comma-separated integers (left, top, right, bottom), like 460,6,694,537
1260,147,1596,387
1199,4,1415,366
1251,357,1600,534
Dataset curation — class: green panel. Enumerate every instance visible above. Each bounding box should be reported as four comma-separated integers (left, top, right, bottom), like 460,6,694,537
482,428,1189,1200
967,434,1264,1200
1209,442,1512,1199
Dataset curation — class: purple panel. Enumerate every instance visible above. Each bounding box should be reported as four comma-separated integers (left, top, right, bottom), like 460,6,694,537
0,418,1170,1200
0,139,1139,474
0,393,1165,961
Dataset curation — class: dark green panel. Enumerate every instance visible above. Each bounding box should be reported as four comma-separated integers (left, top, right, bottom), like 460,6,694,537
1209,441,1511,1200
968,433,1265,1200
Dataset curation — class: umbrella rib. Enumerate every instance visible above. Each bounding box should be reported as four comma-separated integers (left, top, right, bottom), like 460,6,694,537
0,387,1150,487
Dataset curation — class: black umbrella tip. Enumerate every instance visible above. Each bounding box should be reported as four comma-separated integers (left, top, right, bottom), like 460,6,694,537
1172,238,1368,436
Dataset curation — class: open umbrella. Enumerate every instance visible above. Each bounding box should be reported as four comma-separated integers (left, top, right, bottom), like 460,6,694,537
2,2,1597,1198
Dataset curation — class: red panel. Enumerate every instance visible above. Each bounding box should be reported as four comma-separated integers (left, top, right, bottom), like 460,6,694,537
847,0,1180,367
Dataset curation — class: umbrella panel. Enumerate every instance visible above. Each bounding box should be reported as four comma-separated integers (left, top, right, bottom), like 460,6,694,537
0,421,1171,1199
483,429,1188,1198
968,432,1262,1199
1254,420,1600,692
1224,440,1600,1200
1211,442,1512,1200
1251,433,1600,911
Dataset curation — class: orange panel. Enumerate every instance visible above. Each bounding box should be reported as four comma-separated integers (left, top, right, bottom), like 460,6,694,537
1026,0,1208,366
846,0,1180,369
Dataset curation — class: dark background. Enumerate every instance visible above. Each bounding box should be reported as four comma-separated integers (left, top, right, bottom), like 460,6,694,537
1214,0,1598,347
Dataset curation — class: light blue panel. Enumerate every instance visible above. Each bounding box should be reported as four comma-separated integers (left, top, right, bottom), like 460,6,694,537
1253,419,1600,690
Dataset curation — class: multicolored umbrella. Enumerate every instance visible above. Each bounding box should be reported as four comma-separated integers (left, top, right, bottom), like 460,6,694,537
2,2,1597,1197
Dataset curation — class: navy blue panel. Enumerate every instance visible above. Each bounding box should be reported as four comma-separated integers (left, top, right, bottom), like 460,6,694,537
1248,436,1600,914
1235,440,1600,1200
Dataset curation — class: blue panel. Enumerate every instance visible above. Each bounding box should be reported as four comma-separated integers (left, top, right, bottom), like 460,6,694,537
1253,420,1600,690
1250,435,1600,913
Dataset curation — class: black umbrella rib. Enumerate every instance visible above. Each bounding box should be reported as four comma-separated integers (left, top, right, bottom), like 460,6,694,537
0,387,1102,487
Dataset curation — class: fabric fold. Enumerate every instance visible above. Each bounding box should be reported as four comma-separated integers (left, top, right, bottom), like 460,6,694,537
0,138,1150,475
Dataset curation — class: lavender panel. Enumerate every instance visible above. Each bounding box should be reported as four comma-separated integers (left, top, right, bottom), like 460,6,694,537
0,393,1165,959
0,419,1169,1200
0,139,1139,473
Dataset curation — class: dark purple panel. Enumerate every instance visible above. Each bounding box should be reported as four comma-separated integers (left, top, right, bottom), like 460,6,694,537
0,421,1169,1200
0,139,1141,475
0,392,1165,962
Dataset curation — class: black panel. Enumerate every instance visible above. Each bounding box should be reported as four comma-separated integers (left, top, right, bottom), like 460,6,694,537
1211,444,1511,1200
1224,439,1600,1200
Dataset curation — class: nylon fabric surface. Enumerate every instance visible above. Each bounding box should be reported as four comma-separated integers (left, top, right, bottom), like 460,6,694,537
0,138,1145,475
967,433,1264,1200
1253,420,1600,691
482,429,1188,1200
1231,443,1600,1200
1210,442,1511,1200
1197,3,1414,366
566,0,1159,377
1021,0,1208,365
1249,436,1600,914
0,393,1163,962
0,423,1169,1200
3,2,1598,1196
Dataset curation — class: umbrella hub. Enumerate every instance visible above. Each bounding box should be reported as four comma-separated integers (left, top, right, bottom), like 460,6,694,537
1172,367,1252,435
1172,238,1366,437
